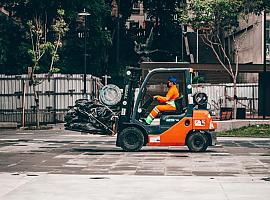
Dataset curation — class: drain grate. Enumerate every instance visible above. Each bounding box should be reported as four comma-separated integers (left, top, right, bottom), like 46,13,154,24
27,174,39,176
261,177,270,182
170,155,189,158
89,177,110,180
84,153,104,155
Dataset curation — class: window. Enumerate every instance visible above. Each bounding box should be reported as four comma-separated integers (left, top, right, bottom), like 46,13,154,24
132,2,140,14
267,20,270,57
266,20,270,42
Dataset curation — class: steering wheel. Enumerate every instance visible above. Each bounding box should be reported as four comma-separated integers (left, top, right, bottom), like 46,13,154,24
142,93,154,109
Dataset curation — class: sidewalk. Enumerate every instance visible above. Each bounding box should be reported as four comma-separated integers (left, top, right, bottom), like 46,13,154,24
0,173,269,200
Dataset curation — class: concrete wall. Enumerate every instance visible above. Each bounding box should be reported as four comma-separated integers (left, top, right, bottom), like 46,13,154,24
234,14,269,83
236,14,263,65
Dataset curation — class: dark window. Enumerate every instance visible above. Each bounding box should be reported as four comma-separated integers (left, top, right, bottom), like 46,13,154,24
266,20,270,42
267,20,270,57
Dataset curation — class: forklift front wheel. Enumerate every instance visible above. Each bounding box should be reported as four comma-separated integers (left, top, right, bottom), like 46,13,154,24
119,127,144,152
186,131,208,152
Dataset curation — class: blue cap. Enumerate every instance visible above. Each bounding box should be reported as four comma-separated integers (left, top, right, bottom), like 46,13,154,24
168,76,177,83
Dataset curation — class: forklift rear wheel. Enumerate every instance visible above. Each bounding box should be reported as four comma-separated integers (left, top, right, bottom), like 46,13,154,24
119,127,144,152
186,131,208,152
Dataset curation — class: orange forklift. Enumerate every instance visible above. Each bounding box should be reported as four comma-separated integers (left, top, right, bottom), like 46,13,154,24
115,66,217,152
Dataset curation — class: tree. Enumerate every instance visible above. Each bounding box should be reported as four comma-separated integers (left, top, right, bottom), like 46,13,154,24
0,0,113,75
26,9,69,127
0,0,114,127
27,9,68,74
179,0,269,119
135,1,185,61
0,14,32,74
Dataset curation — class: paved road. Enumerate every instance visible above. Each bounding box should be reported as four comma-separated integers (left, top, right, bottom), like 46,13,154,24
0,128,269,200
0,128,269,176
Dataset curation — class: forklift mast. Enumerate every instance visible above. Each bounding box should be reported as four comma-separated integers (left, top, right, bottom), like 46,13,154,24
118,67,142,124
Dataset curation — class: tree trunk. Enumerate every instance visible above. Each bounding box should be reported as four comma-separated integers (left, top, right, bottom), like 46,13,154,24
33,84,40,128
233,79,237,119
22,80,26,128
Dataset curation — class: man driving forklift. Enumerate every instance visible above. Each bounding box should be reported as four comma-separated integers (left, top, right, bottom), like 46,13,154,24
116,66,216,152
145,76,180,125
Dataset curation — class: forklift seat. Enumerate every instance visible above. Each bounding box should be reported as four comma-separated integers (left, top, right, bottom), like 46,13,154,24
162,96,184,115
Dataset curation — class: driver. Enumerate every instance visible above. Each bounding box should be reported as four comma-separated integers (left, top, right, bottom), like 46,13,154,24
145,76,180,125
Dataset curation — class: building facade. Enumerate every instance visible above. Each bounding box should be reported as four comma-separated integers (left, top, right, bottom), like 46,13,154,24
233,13,270,82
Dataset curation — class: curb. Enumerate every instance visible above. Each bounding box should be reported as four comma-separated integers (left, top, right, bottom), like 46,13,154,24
0,122,18,129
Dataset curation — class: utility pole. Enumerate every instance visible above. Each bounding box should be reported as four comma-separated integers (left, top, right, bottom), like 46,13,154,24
116,0,120,65
263,10,267,119
78,9,90,98
196,29,199,63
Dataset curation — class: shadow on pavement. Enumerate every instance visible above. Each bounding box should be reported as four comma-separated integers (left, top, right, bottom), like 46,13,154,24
71,147,216,154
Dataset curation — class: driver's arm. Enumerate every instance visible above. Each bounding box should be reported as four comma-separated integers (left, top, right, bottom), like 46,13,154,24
155,88,174,103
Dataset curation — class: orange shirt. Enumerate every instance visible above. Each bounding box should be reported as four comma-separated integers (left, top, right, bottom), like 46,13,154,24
156,85,180,103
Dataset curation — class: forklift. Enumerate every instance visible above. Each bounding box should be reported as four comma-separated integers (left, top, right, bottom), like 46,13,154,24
115,66,217,152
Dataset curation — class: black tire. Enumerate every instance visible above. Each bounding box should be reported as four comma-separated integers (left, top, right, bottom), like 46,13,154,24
186,131,209,152
119,127,144,152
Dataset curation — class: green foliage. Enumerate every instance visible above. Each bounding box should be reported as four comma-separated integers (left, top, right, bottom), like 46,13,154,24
180,0,269,35
50,67,61,73
218,124,270,137
0,0,112,75
0,14,32,74
178,0,270,82
26,8,68,73
52,9,69,36
193,76,205,83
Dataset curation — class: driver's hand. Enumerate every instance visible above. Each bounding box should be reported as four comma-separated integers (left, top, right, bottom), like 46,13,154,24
153,95,158,99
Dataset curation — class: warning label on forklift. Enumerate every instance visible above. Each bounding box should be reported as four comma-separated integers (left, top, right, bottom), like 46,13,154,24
194,120,206,127
121,108,126,115
149,136,160,143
